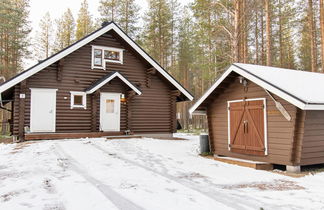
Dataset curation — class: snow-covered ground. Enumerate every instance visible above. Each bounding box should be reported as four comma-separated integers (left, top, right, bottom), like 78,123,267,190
0,134,324,210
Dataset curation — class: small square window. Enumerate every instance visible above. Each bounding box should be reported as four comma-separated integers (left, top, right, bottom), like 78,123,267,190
70,92,86,109
74,95,83,106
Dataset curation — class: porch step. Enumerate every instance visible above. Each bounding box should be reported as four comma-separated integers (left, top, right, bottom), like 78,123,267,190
213,155,273,171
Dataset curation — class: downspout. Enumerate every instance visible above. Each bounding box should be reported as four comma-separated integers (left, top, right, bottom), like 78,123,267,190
0,93,3,107
0,76,5,107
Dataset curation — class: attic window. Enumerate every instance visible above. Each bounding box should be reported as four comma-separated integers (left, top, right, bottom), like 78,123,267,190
91,45,124,69
70,91,86,109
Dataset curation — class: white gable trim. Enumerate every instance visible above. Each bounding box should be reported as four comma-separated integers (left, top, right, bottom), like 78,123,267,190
189,67,233,114
86,72,142,95
189,64,314,114
0,22,193,101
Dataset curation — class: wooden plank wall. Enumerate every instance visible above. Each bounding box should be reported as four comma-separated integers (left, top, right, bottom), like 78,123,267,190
13,30,176,135
299,111,324,165
207,75,298,165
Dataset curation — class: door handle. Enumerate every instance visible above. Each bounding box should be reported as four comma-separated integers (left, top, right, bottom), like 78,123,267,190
243,120,248,133
49,110,53,114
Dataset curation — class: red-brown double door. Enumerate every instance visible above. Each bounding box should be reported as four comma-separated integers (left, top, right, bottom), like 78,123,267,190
228,99,266,156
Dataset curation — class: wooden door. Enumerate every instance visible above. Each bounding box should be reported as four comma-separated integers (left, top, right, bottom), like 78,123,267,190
100,93,121,131
30,88,57,132
228,99,266,156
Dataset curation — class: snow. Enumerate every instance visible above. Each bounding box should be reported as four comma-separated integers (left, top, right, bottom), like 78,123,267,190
1,135,324,209
234,63,324,104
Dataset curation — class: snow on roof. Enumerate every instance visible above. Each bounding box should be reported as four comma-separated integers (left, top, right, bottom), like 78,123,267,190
190,63,324,113
235,63,324,104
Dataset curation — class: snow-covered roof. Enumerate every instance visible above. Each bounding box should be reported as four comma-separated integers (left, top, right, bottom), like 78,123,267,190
0,22,193,101
190,63,324,113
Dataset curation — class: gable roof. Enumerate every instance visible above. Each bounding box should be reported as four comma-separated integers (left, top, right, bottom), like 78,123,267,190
85,71,141,95
0,22,193,101
190,63,324,114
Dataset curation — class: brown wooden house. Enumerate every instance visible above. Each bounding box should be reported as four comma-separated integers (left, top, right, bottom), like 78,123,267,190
0,22,193,141
190,63,324,172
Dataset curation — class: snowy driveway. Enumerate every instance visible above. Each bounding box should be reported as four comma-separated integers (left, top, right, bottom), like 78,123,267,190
0,135,324,210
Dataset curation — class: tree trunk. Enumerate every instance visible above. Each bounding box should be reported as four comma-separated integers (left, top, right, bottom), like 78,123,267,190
278,0,283,67
255,3,259,64
308,0,317,72
320,0,324,72
264,0,271,66
233,0,240,62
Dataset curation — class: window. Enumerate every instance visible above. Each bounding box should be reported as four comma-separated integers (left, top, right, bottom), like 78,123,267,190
106,99,115,113
70,91,86,109
94,49,103,66
91,46,124,69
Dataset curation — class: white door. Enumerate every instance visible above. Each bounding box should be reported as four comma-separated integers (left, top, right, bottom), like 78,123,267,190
30,88,57,132
100,93,120,131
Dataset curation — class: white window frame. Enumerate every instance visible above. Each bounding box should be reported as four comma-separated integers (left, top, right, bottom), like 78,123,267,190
70,91,87,109
91,45,124,70
227,98,268,155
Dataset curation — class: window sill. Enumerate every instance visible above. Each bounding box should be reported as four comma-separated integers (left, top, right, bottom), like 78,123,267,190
71,106,87,109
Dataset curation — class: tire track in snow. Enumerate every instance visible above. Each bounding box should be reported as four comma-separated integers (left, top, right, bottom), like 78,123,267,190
90,143,260,210
54,143,145,210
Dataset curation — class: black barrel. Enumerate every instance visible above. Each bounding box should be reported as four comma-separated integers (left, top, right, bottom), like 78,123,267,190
200,134,210,154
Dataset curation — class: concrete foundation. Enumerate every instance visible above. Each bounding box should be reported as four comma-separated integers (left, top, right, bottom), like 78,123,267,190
286,165,301,173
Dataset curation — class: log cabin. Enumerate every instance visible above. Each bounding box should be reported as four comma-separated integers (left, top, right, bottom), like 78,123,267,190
190,63,324,172
0,22,193,141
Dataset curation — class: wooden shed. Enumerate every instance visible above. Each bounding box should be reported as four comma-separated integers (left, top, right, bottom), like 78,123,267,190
0,22,193,141
190,63,324,172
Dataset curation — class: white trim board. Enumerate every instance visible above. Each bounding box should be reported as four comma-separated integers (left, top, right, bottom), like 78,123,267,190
189,63,323,114
227,98,268,155
85,72,142,95
0,22,193,101
70,91,87,109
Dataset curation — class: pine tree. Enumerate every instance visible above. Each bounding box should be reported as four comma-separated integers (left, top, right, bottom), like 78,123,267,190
320,0,324,71
177,8,194,130
34,12,53,60
142,0,172,68
0,0,30,134
53,8,75,52
76,0,93,40
98,0,118,22
308,0,317,72
264,0,272,66
0,0,31,77
118,0,139,37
